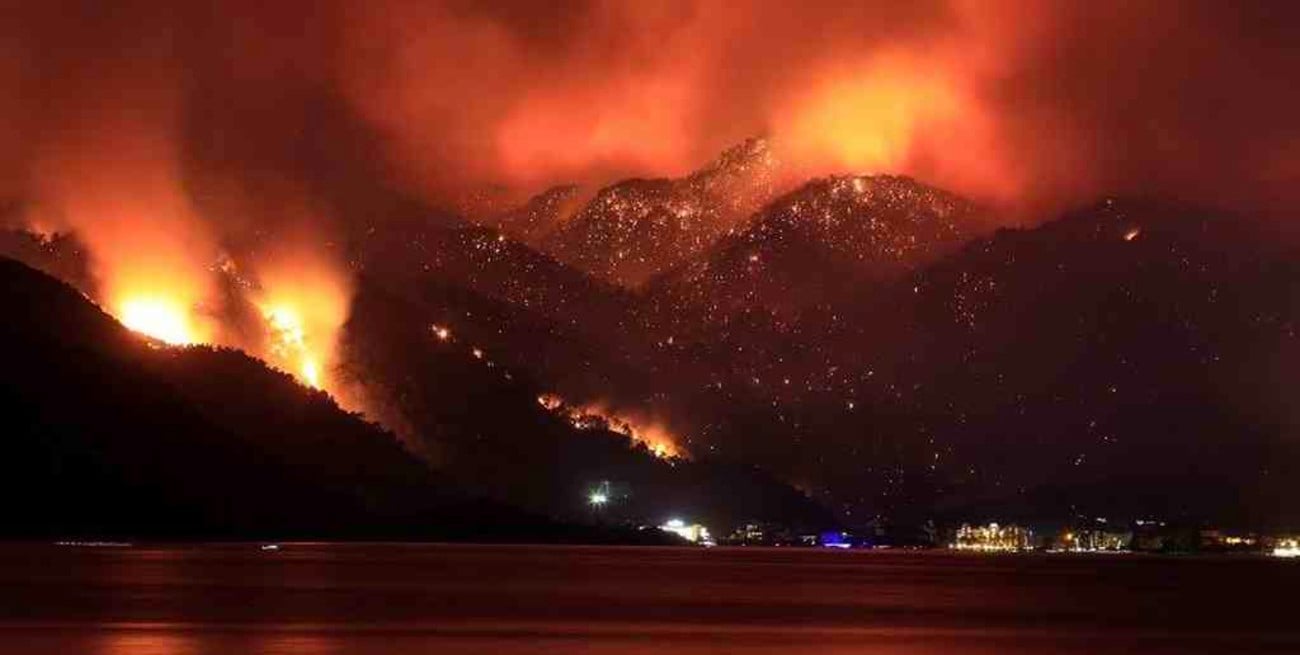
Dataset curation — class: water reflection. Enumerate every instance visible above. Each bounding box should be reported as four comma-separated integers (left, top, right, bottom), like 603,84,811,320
0,544,1295,654
98,631,198,655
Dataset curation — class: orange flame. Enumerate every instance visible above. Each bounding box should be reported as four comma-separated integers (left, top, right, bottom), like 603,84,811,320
118,296,202,346
250,247,353,393
537,394,687,461
771,49,1018,203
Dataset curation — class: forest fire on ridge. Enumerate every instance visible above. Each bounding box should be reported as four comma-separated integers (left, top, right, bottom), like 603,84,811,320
96,246,352,398
537,393,686,461
117,296,201,346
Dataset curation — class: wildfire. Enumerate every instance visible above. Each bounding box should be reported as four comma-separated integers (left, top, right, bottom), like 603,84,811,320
117,296,200,345
536,394,686,461
101,246,350,396
261,304,323,388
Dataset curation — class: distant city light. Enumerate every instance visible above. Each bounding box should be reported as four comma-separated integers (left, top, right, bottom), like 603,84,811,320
1274,538,1300,558
660,519,713,545
950,522,1034,552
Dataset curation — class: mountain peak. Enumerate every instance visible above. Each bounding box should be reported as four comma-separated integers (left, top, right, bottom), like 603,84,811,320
643,174,981,326
539,139,785,287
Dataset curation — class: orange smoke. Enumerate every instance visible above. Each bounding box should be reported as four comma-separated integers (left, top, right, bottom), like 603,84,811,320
496,71,701,185
25,63,222,348
334,0,1035,210
24,93,352,395
770,46,1020,204
778,54,964,173
7,0,1300,245
27,119,352,396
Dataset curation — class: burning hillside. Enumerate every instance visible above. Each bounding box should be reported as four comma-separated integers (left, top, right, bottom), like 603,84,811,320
11,228,357,401
537,393,687,461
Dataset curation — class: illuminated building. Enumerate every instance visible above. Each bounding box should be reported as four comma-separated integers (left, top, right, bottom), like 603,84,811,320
1200,530,1264,553
737,522,767,543
722,522,798,546
950,522,1034,552
660,519,713,545
1273,538,1300,558
1053,528,1132,552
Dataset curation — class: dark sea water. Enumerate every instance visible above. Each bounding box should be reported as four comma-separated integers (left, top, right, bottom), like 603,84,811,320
0,543,1297,654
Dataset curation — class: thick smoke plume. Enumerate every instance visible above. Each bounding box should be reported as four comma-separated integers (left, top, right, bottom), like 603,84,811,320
5,1,1294,227
342,0,1300,219
3,0,1297,268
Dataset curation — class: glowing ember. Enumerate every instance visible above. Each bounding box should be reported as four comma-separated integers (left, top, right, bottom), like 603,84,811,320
118,297,198,345
1124,227,1142,241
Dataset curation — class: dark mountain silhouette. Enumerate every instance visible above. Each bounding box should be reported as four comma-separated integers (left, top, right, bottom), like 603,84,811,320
339,275,837,532
658,197,1300,528
645,175,980,330
875,198,1300,526
355,218,631,330
5,163,1298,533
0,228,97,296
0,256,657,541
348,216,660,405
0,218,835,534
438,172,1300,530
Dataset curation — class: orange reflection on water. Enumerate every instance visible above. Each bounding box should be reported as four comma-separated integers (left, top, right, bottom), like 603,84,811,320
97,632,199,655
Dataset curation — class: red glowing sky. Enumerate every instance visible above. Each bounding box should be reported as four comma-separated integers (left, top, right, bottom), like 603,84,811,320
3,0,1298,231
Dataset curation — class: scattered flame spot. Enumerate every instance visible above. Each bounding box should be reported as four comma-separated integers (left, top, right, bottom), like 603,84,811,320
537,393,564,411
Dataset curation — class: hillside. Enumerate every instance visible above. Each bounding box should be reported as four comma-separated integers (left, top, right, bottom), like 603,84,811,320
0,257,601,540
339,276,838,532
539,138,782,287
645,175,980,329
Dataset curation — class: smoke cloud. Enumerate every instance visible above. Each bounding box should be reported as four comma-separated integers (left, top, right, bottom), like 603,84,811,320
3,0,1298,242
